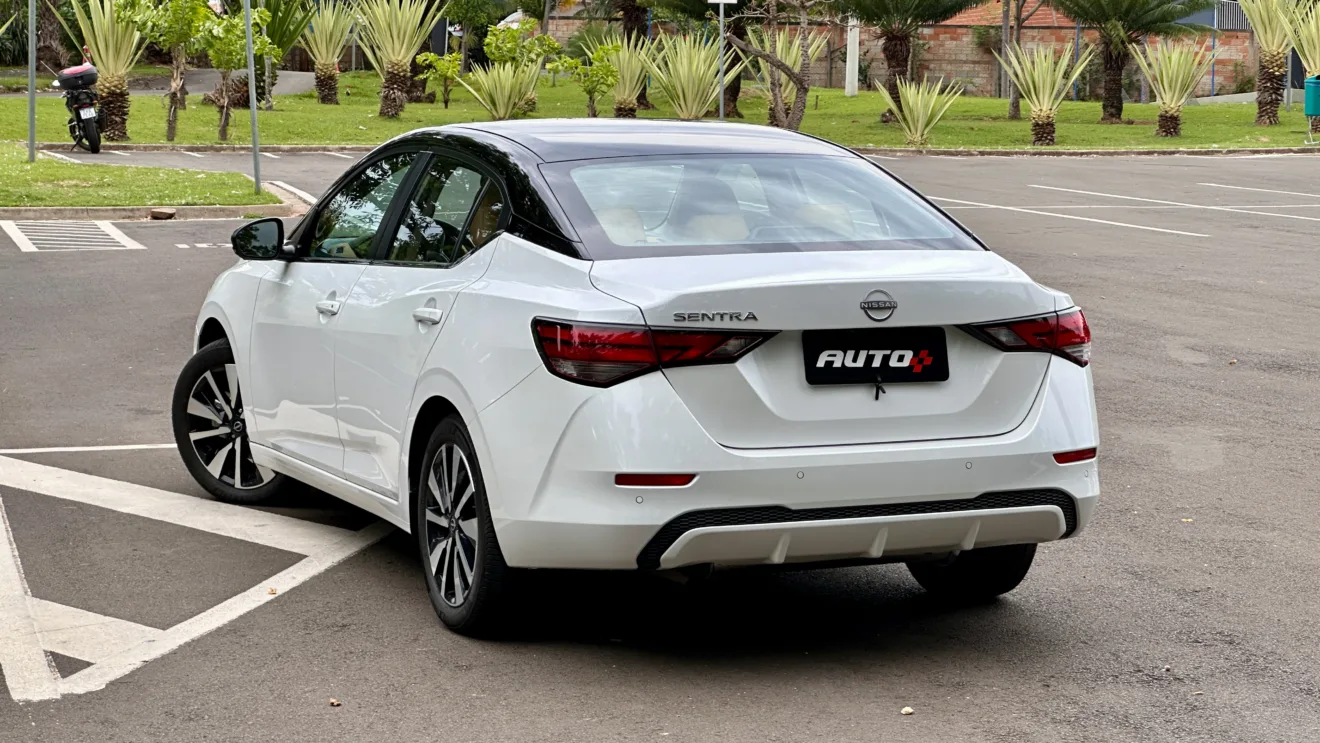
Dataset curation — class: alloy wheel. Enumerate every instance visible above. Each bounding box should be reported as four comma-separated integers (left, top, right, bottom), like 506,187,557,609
183,364,273,490
424,443,480,607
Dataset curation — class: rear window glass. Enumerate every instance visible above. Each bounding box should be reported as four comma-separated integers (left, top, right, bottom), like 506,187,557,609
540,154,981,259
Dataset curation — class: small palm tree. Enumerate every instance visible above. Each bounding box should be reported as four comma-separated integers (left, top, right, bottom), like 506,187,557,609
458,63,542,121
300,1,355,105
643,33,745,121
1238,0,1295,126
1048,0,1214,122
586,31,653,118
745,27,828,119
56,0,144,141
874,76,963,147
994,43,1096,146
1287,0,1320,133
1131,40,1216,137
356,0,442,118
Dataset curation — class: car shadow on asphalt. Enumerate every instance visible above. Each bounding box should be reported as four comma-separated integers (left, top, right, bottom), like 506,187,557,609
376,529,1061,663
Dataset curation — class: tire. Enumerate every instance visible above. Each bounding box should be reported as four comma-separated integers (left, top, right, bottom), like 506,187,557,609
172,339,286,504
414,415,514,637
80,116,100,154
906,544,1037,603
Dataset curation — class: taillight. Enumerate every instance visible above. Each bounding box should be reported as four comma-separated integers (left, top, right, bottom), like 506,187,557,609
532,319,775,387
1053,448,1097,464
967,309,1091,367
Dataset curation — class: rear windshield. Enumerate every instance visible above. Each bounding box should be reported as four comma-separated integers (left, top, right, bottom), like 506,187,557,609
539,154,982,259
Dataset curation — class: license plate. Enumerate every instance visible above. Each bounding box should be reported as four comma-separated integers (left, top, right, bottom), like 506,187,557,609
802,327,950,385
78,107,96,120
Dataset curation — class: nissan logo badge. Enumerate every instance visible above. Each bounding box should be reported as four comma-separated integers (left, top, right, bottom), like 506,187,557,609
860,290,897,322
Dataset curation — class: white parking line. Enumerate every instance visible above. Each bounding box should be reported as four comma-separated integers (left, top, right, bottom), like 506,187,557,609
932,197,1210,237
0,455,352,555
181,151,205,158
60,521,391,697
0,496,59,702
942,203,1320,210
0,443,177,454
321,152,354,159
0,455,392,701
271,180,317,205
260,152,281,159
1028,185,1320,224
30,598,162,665
96,221,149,250
40,151,81,164
107,151,130,157
1197,182,1320,200
0,221,38,252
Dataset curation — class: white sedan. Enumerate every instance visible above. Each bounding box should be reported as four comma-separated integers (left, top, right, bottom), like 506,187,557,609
172,120,1099,636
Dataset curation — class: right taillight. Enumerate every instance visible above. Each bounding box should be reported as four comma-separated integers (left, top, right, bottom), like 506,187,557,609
532,319,776,387
968,309,1091,367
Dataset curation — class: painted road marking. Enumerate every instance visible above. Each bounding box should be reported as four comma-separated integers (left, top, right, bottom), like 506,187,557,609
0,455,353,555
321,152,354,159
0,444,178,455
1028,184,1320,224
181,151,205,158
0,221,147,252
941,203,1320,210
40,151,81,164
0,495,59,701
0,454,391,702
271,180,317,204
176,242,232,249
931,197,1210,237
107,151,130,157
260,152,281,159
1197,182,1320,200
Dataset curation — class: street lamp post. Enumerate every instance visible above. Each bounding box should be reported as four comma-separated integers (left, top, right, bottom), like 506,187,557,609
27,0,36,162
242,0,262,194
709,0,735,121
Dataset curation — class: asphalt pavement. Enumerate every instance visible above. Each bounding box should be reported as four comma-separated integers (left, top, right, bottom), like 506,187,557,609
1,153,1319,742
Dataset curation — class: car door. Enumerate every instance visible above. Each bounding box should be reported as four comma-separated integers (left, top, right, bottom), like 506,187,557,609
247,149,424,474
332,150,509,498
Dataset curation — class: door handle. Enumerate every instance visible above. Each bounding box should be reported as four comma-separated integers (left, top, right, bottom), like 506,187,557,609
315,300,341,316
412,307,443,325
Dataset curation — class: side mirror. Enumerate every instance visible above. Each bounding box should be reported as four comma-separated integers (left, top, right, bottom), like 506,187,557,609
231,218,285,260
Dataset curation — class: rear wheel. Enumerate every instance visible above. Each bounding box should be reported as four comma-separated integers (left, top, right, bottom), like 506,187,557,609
171,339,285,504
414,415,513,637
79,116,100,154
906,544,1036,602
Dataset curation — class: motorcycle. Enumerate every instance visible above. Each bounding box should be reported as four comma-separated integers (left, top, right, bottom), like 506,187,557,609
51,57,102,154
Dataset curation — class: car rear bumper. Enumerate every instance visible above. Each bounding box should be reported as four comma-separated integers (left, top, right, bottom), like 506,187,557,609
476,359,1099,570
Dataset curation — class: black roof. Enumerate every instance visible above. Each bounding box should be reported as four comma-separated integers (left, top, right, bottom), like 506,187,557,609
436,119,853,163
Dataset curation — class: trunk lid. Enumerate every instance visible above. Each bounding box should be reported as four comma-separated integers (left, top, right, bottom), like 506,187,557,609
589,251,1058,449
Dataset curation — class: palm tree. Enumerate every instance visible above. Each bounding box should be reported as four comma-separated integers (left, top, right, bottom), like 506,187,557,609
841,0,987,121
1131,40,1216,136
1048,0,1213,123
995,42,1096,145
1288,0,1320,133
874,76,963,146
58,0,145,141
300,1,356,104
1239,0,1294,126
358,0,443,117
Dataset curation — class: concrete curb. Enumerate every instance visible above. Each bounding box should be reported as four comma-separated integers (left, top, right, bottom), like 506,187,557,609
36,141,1320,157
36,142,372,154
0,182,308,222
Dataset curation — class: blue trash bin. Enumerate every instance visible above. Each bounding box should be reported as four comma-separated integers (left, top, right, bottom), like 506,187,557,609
1306,76,1320,117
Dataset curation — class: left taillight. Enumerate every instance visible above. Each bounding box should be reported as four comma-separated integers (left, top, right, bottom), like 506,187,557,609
532,319,775,387
967,308,1091,367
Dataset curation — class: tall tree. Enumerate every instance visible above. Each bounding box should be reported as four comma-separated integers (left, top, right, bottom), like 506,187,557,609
840,0,988,121
118,0,210,141
725,0,823,130
1047,0,1213,123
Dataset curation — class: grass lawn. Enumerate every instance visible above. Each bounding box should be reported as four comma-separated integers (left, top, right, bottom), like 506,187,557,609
0,70,1315,150
0,146,278,207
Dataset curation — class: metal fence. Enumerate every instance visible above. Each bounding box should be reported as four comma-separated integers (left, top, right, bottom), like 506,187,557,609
1215,1,1251,32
